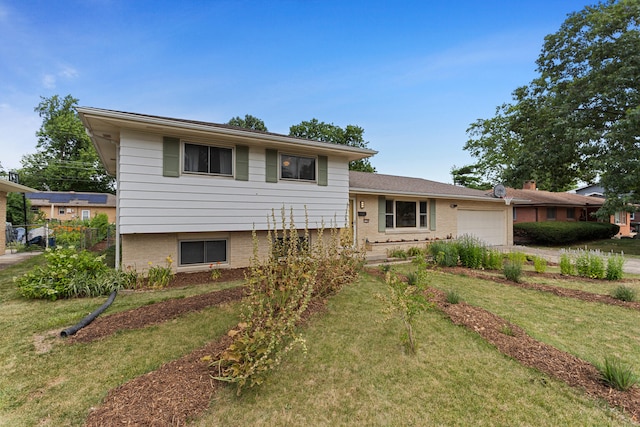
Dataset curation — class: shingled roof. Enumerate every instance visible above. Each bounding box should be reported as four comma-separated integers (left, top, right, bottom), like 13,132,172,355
349,171,502,202
504,187,604,207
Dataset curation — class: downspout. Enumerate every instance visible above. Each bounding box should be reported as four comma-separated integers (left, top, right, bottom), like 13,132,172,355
115,144,121,270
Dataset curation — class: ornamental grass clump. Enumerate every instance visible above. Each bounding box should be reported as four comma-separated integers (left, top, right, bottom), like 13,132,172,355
599,356,638,391
503,260,523,283
429,241,458,267
611,285,636,302
559,251,575,275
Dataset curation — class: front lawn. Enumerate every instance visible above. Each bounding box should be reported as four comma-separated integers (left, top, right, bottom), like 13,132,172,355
0,256,638,425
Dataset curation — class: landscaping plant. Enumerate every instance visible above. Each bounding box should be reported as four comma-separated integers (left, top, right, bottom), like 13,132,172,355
533,256,547,273
146,256,174,288
599,356,638,391
605,253,625,281
429,240,459,267
14,246,118,299
482,248,503,270
611,285,636,302
456,234,485,269
503,260,523,283
213,208,362,395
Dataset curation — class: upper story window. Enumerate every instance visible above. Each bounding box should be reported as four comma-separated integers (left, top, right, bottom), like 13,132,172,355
281,154,316,181
184,143,233,176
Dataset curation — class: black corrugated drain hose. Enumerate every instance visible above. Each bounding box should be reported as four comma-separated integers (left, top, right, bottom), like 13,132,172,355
60,290,117,337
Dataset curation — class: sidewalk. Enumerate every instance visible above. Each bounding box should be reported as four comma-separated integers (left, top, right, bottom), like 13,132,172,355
0,251,42,270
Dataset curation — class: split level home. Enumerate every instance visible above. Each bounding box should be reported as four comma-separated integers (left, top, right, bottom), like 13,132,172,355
78,107,513,273
507,180,633,237
26,191,116,223
0,178,36,255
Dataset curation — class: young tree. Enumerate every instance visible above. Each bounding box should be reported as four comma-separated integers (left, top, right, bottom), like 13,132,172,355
289,118,376,172
465,0,639,207
18,95,115,193
227,114,268,131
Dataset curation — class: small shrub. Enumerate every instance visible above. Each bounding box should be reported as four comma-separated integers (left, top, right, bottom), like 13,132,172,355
147,256,174,288
405,272,419,286
429,241,458,267
456,234,485,269
606,253,625,281
15,246,110,300
559,252,575,275
407,246,425,258
503,261,523,283
388,248,408,259
575,249,605,279
379,263,392,273
533,256,547,273
599,356,638,391
445,289,461,304
482,249,503,270
506,251,527,265
611,285,636,302
376,271,432,354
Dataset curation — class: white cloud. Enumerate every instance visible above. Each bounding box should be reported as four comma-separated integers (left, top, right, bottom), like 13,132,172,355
59,65,78,79
42,74,56,89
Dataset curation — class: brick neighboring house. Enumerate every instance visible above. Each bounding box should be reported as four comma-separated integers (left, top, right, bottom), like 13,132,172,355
26,192,116,223
508,180,632,237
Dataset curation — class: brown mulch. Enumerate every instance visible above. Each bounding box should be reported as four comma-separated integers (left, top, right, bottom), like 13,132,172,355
81,267,640,425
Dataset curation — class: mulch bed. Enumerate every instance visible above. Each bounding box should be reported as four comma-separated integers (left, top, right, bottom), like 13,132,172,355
80,266,640,425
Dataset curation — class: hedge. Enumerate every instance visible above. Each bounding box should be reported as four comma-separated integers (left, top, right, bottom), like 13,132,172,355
514,221,619,245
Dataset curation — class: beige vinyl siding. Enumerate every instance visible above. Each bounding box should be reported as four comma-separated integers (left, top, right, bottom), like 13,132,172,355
117,130,350,234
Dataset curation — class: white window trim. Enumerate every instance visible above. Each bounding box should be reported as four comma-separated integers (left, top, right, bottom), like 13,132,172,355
81,210,90,221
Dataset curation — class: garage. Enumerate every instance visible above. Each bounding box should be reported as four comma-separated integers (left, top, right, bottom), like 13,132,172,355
457,209,507,246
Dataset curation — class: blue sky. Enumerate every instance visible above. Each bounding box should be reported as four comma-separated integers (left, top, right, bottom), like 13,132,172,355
1,0,597,184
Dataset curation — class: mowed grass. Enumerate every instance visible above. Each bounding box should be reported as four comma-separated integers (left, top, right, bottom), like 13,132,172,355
0,256,241,427
0,256,637,426
196,271,635,426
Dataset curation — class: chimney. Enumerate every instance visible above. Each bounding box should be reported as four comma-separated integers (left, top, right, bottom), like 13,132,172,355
523,180,536,190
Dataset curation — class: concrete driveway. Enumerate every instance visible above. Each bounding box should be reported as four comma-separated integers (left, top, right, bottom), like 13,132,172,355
0,251,42,270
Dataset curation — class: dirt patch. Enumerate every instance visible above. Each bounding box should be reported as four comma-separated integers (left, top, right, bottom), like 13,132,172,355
83,267,639,425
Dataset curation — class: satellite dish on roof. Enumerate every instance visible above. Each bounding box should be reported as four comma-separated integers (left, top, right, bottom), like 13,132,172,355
493,184,507,198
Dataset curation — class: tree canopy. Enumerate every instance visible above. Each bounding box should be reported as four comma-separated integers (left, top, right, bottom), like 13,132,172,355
18,95,115,193
227,114,268,131
289,118,376,172
464,0,639,214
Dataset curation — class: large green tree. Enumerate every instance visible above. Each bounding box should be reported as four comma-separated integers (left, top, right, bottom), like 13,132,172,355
227,114,268,131
289,118,376,172
465,0,639,213
18,95,115,193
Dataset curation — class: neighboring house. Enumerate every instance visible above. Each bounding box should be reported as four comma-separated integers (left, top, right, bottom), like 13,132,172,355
0,178,37,255
508,180,633,236
574,182,639,234
77,107,377,272
349,171,513,258
26,192,116,223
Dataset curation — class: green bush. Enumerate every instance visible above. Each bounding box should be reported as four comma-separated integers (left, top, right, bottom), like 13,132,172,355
388,248,408,259
503,261,523,283
429,241,459,267
559,252,575,275
575,249,606,279
598,356,638,391
611,285,636,302
606,253,625,281
15,246,117,300
482,249,503,270
455,235,485,269
514,221,619,245
406,246,425,258
533,256,547,273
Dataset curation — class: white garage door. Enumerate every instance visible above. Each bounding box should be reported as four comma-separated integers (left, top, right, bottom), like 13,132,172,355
457,210,506,246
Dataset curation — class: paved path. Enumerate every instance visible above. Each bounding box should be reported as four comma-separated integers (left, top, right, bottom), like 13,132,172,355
0,251,42,270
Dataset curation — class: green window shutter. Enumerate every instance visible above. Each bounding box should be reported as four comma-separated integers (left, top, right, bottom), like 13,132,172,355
318,155,328,186
378,196,386,233
265,149,278,183
163,136,180,177
235,145,249,181
429,199,436,231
